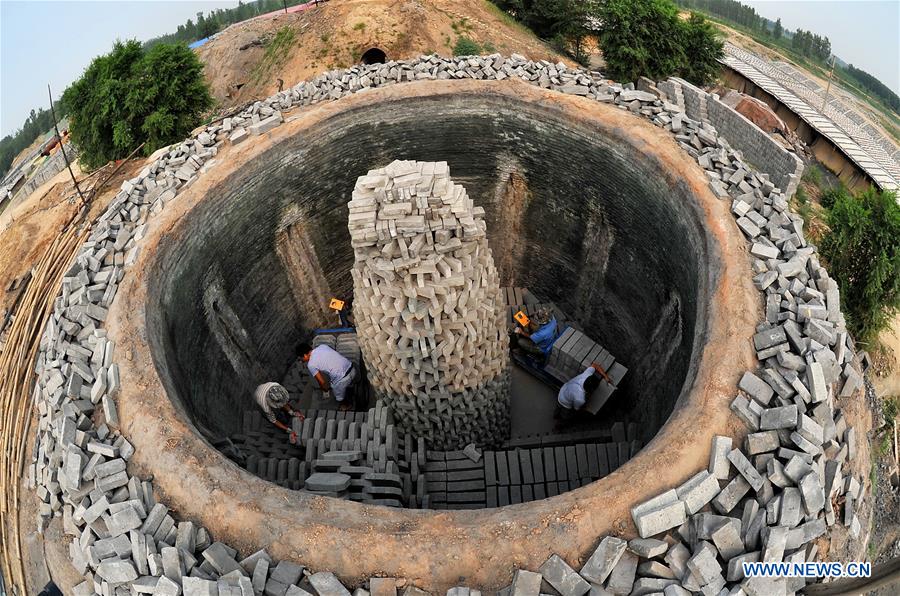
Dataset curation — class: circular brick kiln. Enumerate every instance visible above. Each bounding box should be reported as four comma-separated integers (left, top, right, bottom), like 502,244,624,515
107,80,757,589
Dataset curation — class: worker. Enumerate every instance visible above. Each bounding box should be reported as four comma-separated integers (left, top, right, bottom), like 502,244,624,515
254,382,305,444
297,341,356,411
512,309,560,360
556,363,613,425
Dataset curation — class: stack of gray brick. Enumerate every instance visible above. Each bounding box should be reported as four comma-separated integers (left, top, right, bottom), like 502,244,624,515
27,51,868,596
348,160,511,450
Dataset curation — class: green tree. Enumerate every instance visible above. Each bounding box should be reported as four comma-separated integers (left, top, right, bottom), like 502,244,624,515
820,188,900,343
773,18,783,39
595,0,722,85
594,0,686,83
62,40,212,169
493,0,594,65
678,12,724,85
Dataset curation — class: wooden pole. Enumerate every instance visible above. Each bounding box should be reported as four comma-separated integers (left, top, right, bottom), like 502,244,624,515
820,55,836,113
47,84,87,206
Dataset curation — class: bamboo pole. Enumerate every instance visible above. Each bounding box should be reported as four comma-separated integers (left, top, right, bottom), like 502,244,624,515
0,221,87,595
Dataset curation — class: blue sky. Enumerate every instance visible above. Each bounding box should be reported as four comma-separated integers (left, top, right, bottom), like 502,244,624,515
1,1,239,137
1,1,898,138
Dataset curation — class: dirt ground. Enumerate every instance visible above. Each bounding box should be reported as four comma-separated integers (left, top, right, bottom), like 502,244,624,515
197,0,567,109
873,317,900,399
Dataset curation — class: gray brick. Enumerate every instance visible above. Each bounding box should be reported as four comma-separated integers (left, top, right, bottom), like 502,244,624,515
270,561,304,586
252,559,270,595
746,431,781,455
202,542,243,575
675,470,720,514
543,447,556,482
539,554,590,596
309,571,351,596
511,569,542,596
484,452,497,486
564,446,578,480
554,447,567,480
507,451,521,485
727,449,764,491
96,559,138,583
596,444,610,477
580,535,627,584
628,537,668,558
759,405,798,430
606,551,638,595
496,451,510,485
518,450,534,484
530,450,545,484
739,372,774,405
712,475,751,514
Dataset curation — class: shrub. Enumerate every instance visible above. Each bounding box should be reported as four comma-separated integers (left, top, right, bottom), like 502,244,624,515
819,186,847,211
678,12,724,85
594,0,722,85
820,188,900,343
62,40,212,169
453,36,482,56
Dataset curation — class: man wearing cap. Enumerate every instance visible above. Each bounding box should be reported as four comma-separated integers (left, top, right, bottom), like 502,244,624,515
512,309,560,361
254,382,304,444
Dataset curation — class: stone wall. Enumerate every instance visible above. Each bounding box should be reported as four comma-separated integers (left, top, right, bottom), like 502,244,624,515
672,77,804,197
16,145,78,199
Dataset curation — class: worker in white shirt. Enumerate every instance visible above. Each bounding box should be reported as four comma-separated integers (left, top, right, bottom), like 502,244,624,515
556,362,612,424
297,341,356,411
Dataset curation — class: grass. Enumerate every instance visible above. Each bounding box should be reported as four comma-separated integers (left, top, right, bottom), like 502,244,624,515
451,17,473,34
251,26,296,85
482,0,532,37
453,36,482,57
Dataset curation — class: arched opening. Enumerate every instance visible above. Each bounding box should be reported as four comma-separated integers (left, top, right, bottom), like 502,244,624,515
361,47,387,65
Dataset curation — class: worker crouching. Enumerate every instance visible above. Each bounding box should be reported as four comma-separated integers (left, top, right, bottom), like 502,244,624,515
254,382,305,444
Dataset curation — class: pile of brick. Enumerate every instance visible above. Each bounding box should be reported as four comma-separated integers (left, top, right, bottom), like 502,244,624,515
22,52,872,595
502,287,627,414
348,160,510,449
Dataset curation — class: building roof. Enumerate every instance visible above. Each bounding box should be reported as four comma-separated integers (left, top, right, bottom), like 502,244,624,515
720,43,899,191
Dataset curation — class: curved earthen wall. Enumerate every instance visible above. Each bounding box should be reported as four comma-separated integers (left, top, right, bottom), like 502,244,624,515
110,81,757,589
147,88,714,445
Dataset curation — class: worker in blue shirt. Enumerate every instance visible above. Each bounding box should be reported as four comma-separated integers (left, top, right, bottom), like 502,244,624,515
512,310,560,361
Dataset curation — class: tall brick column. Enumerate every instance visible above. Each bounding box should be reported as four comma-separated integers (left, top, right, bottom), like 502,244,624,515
348,160,510,448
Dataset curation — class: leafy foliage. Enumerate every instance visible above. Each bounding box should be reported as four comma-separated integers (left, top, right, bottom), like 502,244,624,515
492,0,594,64
773,18,783,39
675,0,765,31
791,29,831,61
594,0,722,85
453,36,483,57
845,64,900,113
678,12,725,85
62,40,212,169
820,188,900,343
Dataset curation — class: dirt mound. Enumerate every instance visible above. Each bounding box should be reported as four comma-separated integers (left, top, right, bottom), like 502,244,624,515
197,0,566,108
